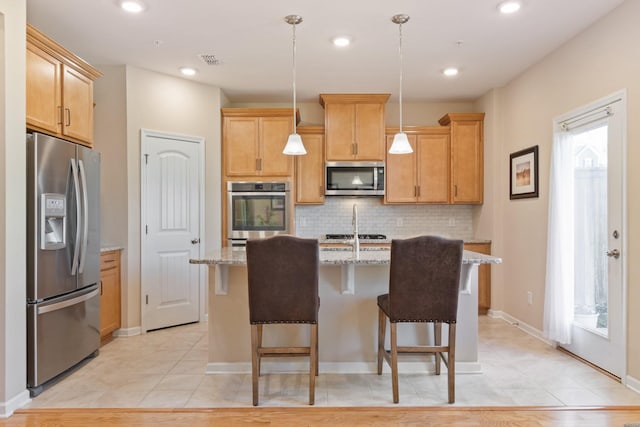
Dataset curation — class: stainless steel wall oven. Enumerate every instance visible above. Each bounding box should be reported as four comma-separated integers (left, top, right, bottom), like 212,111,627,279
227,181,290,247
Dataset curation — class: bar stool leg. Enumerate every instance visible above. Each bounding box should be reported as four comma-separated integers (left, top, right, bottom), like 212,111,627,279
315,322,319,377
390,322,399,403
377,307,386,375
434,322,442,375
250,325,260,406
309,324,317,405
448,323,456,403
257,324,263,377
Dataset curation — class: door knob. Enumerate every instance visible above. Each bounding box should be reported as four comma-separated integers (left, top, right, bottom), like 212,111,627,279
191,238,200,245
606,249,620,259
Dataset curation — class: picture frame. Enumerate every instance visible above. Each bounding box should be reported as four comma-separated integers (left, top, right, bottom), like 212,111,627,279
510,145,539,200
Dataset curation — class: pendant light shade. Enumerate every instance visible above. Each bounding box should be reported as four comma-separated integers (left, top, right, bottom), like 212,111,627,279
389,14,413,155
283,15,306,156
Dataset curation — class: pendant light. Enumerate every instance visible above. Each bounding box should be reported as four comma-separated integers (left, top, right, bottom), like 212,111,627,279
282,15,307,155
389,14,413,155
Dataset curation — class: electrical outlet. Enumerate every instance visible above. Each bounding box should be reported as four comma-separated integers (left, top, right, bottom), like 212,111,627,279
396,217,403,227
527,291,533,305
448,218,456,227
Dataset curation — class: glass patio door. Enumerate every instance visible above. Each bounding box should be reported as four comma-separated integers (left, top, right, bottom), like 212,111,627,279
559,96,625,378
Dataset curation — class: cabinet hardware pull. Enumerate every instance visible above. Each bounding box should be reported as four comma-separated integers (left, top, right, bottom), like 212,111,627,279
417,186,421,197
57,106,63,125
255,158,260,171
65,108,71,126
319,185,323,197
454,185,458,197
414,185,417,197
100,280,103,296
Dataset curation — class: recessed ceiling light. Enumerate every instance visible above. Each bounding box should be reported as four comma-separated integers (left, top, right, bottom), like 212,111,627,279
498,1,521,14
179,67,197,76
443,67,459,77
332,37,351,47
120,0,146,13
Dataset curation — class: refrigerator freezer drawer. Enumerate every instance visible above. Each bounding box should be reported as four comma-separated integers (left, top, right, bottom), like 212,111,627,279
27,284,100,393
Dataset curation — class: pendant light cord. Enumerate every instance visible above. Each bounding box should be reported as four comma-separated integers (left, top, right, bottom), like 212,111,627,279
398,21,403,133
292,22,297,135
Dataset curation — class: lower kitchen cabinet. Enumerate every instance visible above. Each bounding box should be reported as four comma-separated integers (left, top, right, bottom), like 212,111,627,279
100,250,121,343
464,242,491,315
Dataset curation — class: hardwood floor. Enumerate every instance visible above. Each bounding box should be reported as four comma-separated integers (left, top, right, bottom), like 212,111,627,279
3,406,640,426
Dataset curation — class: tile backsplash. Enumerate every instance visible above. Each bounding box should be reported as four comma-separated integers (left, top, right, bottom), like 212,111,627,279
295,197,474,240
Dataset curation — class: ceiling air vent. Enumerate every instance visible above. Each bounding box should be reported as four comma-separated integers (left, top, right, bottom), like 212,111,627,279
198,54,222,66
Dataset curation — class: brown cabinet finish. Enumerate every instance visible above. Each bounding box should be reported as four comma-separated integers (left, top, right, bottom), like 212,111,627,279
464,242,491,314
385,127,450,204
295,127,325,204
100,250,122,343
439,113,485,204
320,94,389,161
222,109,295,177
26,25,102,147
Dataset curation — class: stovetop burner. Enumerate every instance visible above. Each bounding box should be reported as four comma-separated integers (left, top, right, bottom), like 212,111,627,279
325,234,387,240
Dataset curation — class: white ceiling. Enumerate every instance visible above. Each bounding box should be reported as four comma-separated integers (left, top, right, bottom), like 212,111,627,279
26,0,624,103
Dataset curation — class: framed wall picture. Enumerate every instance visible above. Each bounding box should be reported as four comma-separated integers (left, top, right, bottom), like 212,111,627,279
510,145,539,199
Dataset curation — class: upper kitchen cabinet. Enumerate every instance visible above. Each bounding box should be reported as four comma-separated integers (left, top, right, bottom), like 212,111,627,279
295,126,325,204
320,94,390,161
439,113,485,204
222,109,298,178
26,25,102,148
385,127,450,204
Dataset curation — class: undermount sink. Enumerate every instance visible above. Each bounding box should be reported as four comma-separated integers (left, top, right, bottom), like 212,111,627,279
320,246,389,252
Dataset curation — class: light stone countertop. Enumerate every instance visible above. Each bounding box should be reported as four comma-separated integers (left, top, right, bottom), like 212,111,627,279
100,245,124,253
190,247,501,266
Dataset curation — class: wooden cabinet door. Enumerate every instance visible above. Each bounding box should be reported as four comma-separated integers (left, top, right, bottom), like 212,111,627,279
295,132,325,204
325,103,355,160
260,116,293,176
385,135,417,203
464,242,491,314
451,120,483,203
26,44,61,135
62,65,94,145
354,103,385,160
100,251,121,340
417,133,450,203
224,117,259,176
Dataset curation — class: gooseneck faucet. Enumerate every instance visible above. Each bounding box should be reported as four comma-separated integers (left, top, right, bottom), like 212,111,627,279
352,203,360,259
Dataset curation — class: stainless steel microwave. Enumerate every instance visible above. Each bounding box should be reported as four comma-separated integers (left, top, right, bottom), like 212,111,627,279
325,162,384,196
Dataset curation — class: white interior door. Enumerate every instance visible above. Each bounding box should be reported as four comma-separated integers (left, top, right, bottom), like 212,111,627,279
141,129,203,332
559,95,626,378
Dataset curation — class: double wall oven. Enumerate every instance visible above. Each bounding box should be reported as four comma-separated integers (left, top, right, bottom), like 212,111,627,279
227,181,290,248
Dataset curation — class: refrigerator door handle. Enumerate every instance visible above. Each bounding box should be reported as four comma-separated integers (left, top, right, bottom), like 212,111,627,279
78,159,89,274
36,287,100,315
70,159,81,276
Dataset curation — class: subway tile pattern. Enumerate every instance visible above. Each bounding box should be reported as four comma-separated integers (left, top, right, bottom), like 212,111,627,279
295,197,474,240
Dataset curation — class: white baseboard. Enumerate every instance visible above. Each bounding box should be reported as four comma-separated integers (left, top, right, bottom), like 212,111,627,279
625,375,640,394
0,390,30,418
487,310,555,346
113,326,141,337
207,361,482,375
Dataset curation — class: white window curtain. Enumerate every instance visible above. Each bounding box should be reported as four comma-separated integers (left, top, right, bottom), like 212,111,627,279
543,130,575,344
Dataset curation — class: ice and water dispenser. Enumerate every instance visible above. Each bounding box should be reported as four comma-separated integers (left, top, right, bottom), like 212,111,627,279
40,193,66,250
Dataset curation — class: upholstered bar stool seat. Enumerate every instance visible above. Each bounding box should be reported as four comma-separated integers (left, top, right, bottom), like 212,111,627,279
246,235,320,406
377,235,464,404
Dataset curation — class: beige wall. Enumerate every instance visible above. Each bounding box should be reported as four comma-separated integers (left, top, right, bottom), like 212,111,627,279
122,66,222,329
0,0,27,412
475,0,640,380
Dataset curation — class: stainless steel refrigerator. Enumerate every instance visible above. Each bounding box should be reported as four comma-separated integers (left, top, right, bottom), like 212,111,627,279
26,132,101,396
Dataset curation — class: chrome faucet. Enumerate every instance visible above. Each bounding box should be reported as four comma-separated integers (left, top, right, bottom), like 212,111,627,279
352,203,360,259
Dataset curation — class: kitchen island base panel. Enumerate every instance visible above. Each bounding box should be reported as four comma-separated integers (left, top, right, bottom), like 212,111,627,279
206,264,481,371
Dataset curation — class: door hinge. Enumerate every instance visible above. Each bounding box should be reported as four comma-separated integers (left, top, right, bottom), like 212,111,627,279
145,295,149,305
144,154,149,165
145,225,148,235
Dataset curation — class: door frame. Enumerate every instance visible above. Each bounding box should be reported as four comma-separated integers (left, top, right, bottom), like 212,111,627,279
553,89,628,381
140,128,206,333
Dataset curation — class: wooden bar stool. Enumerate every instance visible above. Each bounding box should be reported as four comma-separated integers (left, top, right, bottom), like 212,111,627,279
377,235,464,404
246,235,320,406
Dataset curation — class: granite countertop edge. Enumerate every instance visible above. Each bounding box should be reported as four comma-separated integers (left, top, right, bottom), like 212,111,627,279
101,245,125,253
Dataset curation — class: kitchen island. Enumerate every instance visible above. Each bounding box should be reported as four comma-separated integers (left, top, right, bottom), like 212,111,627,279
191,246,501,374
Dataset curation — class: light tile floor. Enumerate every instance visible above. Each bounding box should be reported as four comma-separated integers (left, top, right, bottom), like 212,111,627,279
25,316,640,408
